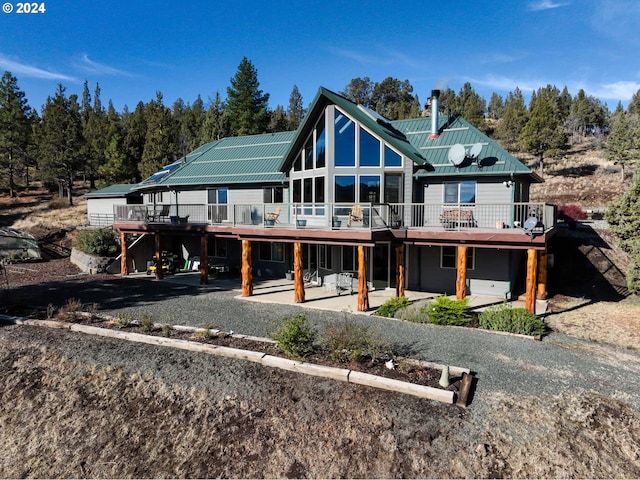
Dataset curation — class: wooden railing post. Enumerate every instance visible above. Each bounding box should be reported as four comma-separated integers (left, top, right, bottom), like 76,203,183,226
525,249,538,314
120,231,128,276
456,245,468,300
294,242,305,303
241,240,253,297
395,243,405,298
200,235,209,285
357,245,369,311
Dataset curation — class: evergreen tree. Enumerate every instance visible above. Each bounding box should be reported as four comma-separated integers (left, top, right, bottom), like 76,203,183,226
519,93,567,177
225,57,270,135
268,105,288,132
199,92,231,144
340,77,374,107
122,101,147,183
629,89,640,115
568,89,609,142
38,84,84,204
495,88,528,152
370,77,417,120
487,92,504,120
0,71,32,197
606,170,640,294
605,109,639,181
287,85,305,131
438,87,457,116
558,86,572,123
455,82,486,130
139,92,177,180
81,82,108,188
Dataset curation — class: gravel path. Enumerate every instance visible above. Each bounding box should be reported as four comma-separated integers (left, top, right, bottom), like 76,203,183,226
7,273,640,412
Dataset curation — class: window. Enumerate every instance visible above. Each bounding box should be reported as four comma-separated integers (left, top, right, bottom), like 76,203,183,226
334,110,355,167
384,173,403,203
335,175,356,203
444,181,476,204
259,242,284,262
319,244,332,269
315,176,325,215
294,153,302,171
208,188,228,222
316,115,326,168
360,129,380,167
384,145,402,167
303,178,313,214
304,136,313,170
292,179,301,203
360,175,380,203
207,188,227,204
342,246,356,271
441,246,474,270
263,187,283,203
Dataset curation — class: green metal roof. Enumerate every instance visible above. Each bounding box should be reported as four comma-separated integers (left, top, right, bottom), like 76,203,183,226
280,87,428,171
139,132,294,189
83,184,139,198
392,115,539,180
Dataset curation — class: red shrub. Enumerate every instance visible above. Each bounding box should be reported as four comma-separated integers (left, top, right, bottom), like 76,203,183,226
558,204,587,221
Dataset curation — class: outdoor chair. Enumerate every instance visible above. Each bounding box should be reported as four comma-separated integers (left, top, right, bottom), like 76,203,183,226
265,207,281,224
348,205,364,226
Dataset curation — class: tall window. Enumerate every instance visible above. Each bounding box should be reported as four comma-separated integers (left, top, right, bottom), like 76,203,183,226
444,181,476,204
384,173,403,203
304,136,314,170
360,175,380,203
384,145,402,167
316,114,326,168
441,246,474,270
292,179,301,203
335,110,355,167
342,246,356,271
208,188,228,221
360,129,380,167
335,175,356,203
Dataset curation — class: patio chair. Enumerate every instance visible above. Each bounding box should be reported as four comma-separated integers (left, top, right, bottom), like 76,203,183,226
265,207,281,224
348,205,364,226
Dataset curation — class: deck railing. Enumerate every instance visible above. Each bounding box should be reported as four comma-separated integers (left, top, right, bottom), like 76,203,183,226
114,202,557,231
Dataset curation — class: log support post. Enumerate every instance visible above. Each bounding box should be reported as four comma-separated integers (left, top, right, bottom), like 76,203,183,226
456,245,468,300
294,242,305,303
395,243,405,298
537,251,548,299
154,234,163,280
241,240,253,297
200,235,209,285
357,245,369,311
525,248,538,314
120,231,128,276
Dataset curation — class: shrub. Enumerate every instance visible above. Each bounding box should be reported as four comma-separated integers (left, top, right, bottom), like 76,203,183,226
424,296,470,326
73,228,119,256
374,296,412,317
139,313,155,333
268,314,317,358
322,319,390,363
479,303,545,336
558,204,587,221
394,301,431,323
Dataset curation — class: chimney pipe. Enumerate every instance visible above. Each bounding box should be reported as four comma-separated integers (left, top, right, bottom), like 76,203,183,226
429,89,440,139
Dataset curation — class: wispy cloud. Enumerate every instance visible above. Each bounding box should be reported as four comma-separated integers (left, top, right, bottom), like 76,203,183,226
585,81,640,102
528,1,570,11
466,74,542,94
0,54,77,81
75,54,134,76
328,46,426,71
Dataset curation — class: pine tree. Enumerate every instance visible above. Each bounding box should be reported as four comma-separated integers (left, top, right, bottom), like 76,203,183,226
0,71,32,197
487,92,504,120
455,82,486,130
81,82,108,189
122,101,147,183
629,89,640,115
495,88,528,152
287,85,305,131
340,77,374,107
370,77,416,120
38,84,84,204
568,89,609,142
199,92,231,144
519,93,567,177
268,105,288,132
605,109,639,181
225,57,270,135
139,92,177,180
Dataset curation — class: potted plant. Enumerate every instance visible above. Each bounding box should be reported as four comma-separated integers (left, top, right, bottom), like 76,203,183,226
296,219,307,227
332,216,342,228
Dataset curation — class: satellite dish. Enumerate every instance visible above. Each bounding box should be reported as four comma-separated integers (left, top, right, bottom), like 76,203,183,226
448,144,466,166
523,217,538,232
469,143,483,159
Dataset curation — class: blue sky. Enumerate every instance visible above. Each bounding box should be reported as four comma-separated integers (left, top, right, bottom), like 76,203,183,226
1,0,639,113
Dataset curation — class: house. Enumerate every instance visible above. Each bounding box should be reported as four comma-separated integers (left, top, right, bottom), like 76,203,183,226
107,87,556,313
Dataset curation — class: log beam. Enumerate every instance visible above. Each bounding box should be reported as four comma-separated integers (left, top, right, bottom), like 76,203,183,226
294,242,305,303
456,245,468,300
525,248,538,314
241,240,253,297
200,235,209,285
395,244,405,298
154,234,163,280
357,245,369,311
537,251,548,299
120,231,128,276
